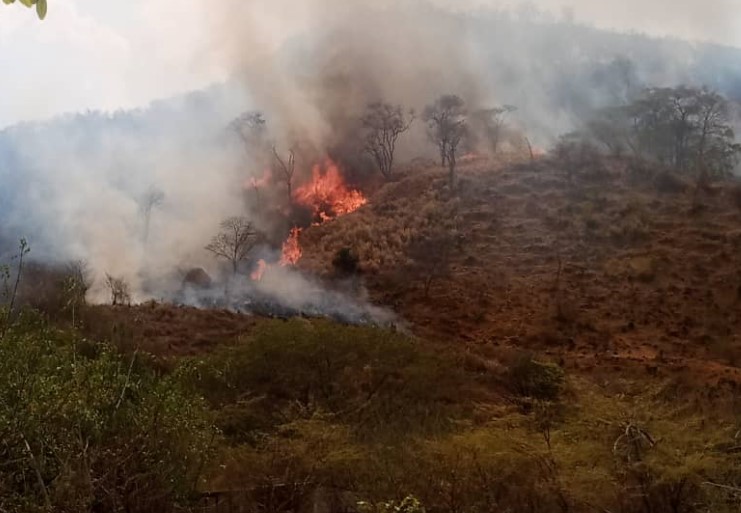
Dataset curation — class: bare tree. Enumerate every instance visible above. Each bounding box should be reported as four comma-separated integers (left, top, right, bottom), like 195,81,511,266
205,216,259,275
361,102,414,180
423,95,468,187
105,273,131,306
139,186,164,244
473,105,517,154
63,259,91,325
272,146,296,206
229,111,268,159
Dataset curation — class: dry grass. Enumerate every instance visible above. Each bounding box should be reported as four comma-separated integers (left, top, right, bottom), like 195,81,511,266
297,155,741,387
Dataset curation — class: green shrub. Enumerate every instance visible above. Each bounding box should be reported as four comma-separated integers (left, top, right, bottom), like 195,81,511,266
507,354,565,401
0,311,215,512
182,319,465,441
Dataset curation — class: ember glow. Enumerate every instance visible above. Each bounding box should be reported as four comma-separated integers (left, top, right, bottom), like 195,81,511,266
279,227,303,266
293,159,367,223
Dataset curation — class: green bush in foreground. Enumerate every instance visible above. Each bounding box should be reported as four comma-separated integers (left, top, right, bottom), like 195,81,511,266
182,319,466,442
0,310,215,513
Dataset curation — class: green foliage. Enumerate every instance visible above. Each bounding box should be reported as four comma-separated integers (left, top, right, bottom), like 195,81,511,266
0,313,215,512
3,0,47,20
584,86,741,177
182,319,465,442
507,353,565,401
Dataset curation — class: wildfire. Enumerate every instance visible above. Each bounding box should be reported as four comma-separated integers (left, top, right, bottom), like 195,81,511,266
249,159,366,281
279,227,302,266
250,258,268,281
293,159,367,222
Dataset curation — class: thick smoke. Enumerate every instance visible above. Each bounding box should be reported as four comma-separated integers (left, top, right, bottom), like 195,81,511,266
206,0,741,153
1,0,740,322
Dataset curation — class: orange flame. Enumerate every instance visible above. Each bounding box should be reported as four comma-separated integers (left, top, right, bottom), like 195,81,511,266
293,159,367,222
279,227,302,266
249,159,366,280
250,259,268,280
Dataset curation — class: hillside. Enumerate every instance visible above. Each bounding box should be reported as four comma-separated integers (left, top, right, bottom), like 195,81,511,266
301,155,741,391
5,155,741,512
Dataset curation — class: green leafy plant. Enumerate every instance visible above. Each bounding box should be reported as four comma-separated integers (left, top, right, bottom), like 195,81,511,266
0,313,215,511
3,0,47,20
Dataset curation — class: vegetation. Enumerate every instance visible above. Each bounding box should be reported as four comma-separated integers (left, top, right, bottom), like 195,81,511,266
361,102,415,180
205,216,259,275
0,311,214,512
580,86,741,178
3,0,47,20
423,95,468,186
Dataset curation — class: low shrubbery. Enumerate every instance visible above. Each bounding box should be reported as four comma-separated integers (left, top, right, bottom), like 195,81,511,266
181,319,466,442
0,310,214,512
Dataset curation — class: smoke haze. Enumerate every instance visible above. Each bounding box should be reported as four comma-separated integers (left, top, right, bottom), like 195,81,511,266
1,0,740,317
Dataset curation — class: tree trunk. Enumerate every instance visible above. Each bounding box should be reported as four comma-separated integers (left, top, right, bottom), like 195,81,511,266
448,154,456,188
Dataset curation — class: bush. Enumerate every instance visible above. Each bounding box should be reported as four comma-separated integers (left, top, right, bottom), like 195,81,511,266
332,247,360,275
507,354,565,401
182,319,465,441
0,311,214,512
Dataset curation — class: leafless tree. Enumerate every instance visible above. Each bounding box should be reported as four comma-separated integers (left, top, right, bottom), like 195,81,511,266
473,105,517,154
63,260,91,326
139,186,164,244
105,273,131,306
361,102,414,180
272,146,296,206
423,95,468,187
205,216,259,275
229,111,268,159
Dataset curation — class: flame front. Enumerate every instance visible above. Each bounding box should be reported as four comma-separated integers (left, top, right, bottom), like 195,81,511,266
293,159,367,222
279,227,302,266
250,159,365,281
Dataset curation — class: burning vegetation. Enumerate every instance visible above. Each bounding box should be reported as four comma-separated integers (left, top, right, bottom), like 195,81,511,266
5,2,741,512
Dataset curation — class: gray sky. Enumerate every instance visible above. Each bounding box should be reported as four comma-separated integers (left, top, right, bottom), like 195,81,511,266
1,0,739,127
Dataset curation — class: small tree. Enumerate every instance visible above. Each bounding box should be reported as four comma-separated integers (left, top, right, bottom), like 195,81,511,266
62,259,91,326
105,273,131,306
423,95,467,187
230,111,268,158
361,102,414,180
139,186,165,244
474,105,517,154
205,216,258,275
272,146,296,207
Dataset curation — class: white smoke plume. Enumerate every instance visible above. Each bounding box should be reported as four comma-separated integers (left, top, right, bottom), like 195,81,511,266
0,0,740,322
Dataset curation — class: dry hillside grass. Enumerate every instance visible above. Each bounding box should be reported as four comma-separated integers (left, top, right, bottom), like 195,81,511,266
300,155,741,390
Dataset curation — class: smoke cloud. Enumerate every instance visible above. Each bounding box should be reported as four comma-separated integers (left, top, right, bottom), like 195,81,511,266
1,0,740,322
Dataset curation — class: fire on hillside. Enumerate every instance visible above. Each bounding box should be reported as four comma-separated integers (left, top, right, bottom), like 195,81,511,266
250,158,366,282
